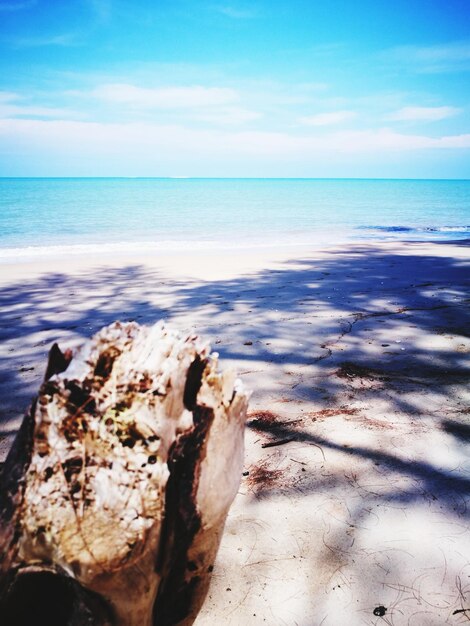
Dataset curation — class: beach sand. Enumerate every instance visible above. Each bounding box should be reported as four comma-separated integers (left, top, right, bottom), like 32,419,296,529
1,239,469,624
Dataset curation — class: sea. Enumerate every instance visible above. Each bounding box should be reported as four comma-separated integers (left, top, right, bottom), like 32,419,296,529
0,178,469,261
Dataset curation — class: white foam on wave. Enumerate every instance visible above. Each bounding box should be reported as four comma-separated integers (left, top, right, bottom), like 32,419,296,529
431,226,470,232
0,236,328,262
361,224,470,233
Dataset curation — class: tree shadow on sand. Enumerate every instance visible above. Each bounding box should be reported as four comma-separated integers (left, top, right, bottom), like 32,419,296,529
0,244,469,525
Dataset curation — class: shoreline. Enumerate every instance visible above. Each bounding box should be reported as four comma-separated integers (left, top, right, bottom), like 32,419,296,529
0,237,469,623
0,235,469,274
0,233,469,264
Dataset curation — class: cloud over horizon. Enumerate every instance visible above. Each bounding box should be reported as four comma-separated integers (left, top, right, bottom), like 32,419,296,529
0,1,468,176
299,111,357,126
385,106,461,122
89,83,240,109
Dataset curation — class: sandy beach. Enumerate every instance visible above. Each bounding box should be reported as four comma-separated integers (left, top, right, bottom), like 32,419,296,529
0,239,469,625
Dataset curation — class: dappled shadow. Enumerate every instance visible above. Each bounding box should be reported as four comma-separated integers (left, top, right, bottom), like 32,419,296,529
0,244,469,510
247,417,470,511
443,419,470,443
0,264,177,417
1,243,469,623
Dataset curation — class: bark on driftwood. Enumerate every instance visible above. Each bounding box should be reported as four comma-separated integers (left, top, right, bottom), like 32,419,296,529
0,321,249,626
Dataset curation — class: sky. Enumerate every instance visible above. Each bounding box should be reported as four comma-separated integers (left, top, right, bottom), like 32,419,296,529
0,0,469,177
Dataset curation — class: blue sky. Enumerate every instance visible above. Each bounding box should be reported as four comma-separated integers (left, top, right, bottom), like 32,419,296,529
0,0,469,177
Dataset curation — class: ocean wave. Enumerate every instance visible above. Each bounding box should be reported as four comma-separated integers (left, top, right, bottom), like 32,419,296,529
359,225,470,233
429,226,470,232
0,237,320,261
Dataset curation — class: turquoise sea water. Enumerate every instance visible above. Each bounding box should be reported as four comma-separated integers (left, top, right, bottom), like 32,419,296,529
0,178,469,260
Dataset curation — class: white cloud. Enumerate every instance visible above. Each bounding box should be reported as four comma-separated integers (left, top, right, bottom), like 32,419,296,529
0,92,82,119
87,0,111,22
0,91,19,102
323,128,470,152
296,82,330,93
385,106,461,122
90,83,239,108
14,32,81,47
299,111,356,126
215,5,258,18
0,103,82,119
385,40,470,73
192,106,261,125
1,119,469,164
1,85,258,127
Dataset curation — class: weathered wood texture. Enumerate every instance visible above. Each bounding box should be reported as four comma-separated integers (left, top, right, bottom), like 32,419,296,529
0,322,248,626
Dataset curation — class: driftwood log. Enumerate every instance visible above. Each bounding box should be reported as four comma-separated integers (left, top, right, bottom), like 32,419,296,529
0,321,249,626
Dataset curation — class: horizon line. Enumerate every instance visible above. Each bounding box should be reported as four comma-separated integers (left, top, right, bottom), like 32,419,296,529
1,176,470,182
